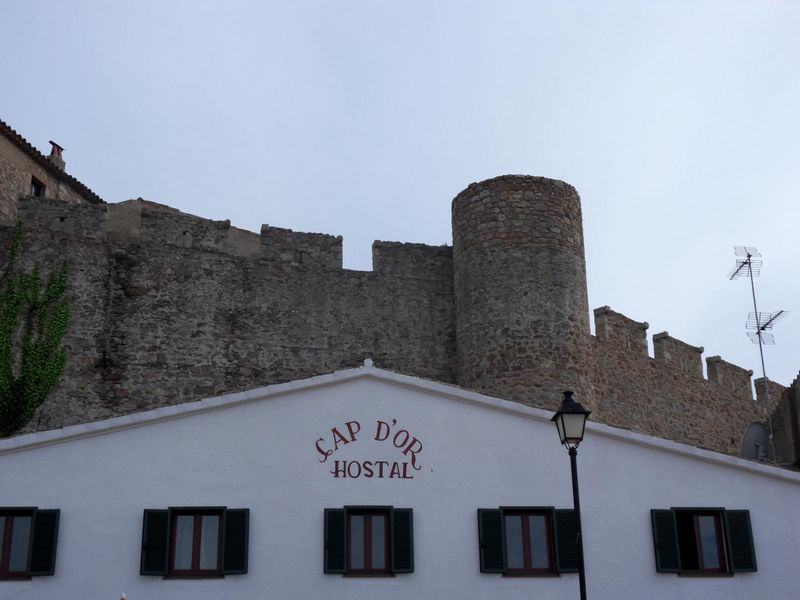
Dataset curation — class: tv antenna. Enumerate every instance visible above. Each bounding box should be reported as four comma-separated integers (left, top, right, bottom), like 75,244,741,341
728,246,787,462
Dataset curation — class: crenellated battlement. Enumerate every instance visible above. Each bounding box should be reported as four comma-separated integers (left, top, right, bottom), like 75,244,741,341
259,224,342,270
594,306,648,354
593,305,774,402
17,193,108,242
107,198,344,269
106,199,456,275
590,304,793,456
19,196,453,277
2,179,796,463
371,241,452,279
755,377,787,409
652,331,704,379
707,355,754,401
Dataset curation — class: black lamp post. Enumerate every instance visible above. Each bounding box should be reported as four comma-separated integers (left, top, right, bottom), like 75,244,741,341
551,391,590,600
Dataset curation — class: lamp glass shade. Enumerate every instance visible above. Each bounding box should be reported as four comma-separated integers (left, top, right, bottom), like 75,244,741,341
550,391,590,448
555,411,588,445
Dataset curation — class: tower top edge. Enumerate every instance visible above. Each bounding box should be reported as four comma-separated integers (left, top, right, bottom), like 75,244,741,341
456,174,578,196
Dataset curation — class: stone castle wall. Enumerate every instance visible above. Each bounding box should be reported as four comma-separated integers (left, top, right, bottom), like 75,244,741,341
591,306,777,457
1,178,792,461
7,197,456,433
771,375,800,465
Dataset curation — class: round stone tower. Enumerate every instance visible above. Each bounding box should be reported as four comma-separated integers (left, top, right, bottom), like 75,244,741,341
451,175,594,410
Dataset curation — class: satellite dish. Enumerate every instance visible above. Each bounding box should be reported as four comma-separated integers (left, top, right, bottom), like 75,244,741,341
741,423,769,461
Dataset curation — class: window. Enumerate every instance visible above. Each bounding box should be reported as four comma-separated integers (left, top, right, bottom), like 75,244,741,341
170,511,222,575
348,509,390,574
651,508,756,575
140,507,249,577
477,507,576,575
324,506,413,575
29,176,45,197
503,510,554,574
0,508,60,579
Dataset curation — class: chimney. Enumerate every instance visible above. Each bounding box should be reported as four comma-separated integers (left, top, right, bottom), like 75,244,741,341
48,140,65,170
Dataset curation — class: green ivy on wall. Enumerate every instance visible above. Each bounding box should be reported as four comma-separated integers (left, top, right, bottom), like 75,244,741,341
0,222,70,436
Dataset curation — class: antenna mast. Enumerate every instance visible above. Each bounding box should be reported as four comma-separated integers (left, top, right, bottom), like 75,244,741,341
728,246,787,462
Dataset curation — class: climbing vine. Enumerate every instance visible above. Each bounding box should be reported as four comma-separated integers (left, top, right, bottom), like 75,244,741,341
0,222,70,436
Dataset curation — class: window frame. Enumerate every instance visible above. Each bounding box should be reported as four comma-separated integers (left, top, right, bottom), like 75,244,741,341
501,508,556,576
168,509,224,577
140,506,249,578
0,507,60,580
29,176,45,198
682,511,727,574
651,507,756,576
477,506,576,576
346,508,391,576
0,510,33,579
323,505,414,576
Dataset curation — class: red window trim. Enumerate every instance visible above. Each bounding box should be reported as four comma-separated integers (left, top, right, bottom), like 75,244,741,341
346,509,391,575
692,513,727,574
168,510,223,577
0,512,32,580
503,510,555,576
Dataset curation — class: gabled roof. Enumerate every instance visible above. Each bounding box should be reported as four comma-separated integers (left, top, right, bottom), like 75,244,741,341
1,360,797,483
0,117,104,204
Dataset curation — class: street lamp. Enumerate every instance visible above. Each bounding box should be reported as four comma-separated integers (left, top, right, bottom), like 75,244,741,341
551,391,590,600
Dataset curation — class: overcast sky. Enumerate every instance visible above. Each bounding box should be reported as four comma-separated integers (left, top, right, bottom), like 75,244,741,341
2,0,798,389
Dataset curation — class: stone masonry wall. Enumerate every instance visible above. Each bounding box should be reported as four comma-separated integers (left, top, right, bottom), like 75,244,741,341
591,306,784,455
0,179,793,462
0,129,100,224
451,176,594,409
771,376,800,466
6,198,114,432
7,197,455,433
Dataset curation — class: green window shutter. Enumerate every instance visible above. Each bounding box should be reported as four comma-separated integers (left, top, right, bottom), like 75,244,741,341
554,508,578,573
140,509,170,576
477,508,505,573
222,508,249,575
324,508,346,573
391,508,414,573
650,509,681,573
28,509,59,576
725,510,757,573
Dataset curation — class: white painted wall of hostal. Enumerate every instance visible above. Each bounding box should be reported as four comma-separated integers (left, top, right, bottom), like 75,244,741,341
0,367,798,599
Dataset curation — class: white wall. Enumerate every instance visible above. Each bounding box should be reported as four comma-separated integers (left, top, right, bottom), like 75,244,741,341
1,367,798,600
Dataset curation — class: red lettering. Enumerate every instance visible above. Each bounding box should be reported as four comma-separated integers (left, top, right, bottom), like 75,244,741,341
393,429,410,449
345,420,361,441
331,427,350,451
320,420,424,479
374,420,391,441
316,437,333,463
376,460,389,477
347,461,362,478
402,437,423,470
362,460,374,478
330,460,346,478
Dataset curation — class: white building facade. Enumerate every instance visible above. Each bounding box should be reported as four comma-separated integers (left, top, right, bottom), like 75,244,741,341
1,363,797,599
